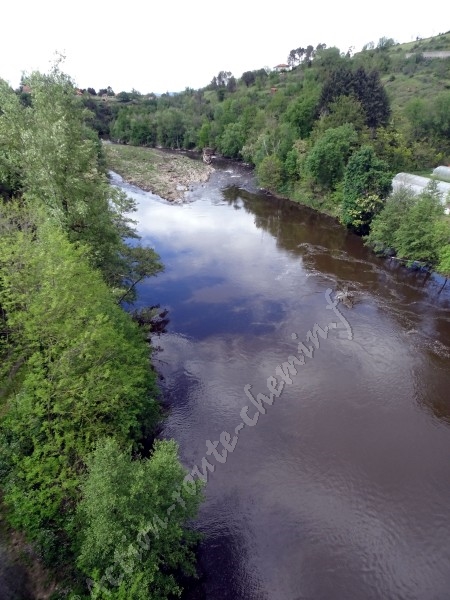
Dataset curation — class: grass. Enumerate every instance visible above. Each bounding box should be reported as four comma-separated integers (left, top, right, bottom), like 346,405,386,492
103,143,213,201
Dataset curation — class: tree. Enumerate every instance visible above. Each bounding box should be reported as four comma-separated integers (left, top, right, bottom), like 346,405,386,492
315,94,366,133
226,76,237,93
341,145,392,232
0,211,161,561
76,438,203,600
305,124,358,188
394,185,447,265
0,70,128,276
437,244,450,282
365,187,412,253
367,184,449,267
287,47,305,68
360,69,391,129
241,71,256,87
216,71,233,88
283,90,320,139
257,154,284,191
218,122,245,159
319,66,390,130
117,91,132,103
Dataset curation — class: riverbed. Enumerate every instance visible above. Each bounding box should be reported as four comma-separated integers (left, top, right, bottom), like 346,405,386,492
113,161,450,600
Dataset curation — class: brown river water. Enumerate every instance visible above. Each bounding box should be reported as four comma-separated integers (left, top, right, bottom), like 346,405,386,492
115,161,450,600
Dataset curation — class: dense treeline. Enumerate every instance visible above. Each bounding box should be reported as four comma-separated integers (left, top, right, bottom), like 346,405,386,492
99,34,450,275
0,66,203,599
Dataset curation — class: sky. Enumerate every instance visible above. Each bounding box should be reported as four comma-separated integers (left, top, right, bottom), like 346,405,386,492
1,0,446,94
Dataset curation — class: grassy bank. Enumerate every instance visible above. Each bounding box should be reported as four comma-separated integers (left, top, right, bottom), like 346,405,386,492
103,143,213,201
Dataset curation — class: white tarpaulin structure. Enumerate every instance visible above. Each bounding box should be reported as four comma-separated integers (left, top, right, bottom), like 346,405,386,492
432,166,450,183
392,173,450,206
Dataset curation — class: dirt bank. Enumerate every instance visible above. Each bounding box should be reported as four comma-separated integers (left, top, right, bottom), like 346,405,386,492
103,143,214,201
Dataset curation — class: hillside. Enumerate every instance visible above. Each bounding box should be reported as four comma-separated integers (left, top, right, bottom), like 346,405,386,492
378,33,450,111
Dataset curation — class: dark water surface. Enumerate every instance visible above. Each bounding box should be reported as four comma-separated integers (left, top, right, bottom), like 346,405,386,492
113,162,450,600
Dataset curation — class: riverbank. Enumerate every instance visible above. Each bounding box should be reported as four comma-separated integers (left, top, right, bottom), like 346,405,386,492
103,143,214,201
0,510,56,600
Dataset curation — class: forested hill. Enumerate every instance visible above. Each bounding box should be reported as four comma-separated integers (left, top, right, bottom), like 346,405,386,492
82,31,450,166
78,31,450,277
80,32,449,178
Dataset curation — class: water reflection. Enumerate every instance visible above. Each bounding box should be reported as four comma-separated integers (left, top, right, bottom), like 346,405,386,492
114,167,450,600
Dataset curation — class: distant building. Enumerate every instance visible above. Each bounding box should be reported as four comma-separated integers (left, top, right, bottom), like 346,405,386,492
273,64,289,72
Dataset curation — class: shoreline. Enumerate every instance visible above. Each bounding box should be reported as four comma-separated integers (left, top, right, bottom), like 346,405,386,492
103,143,214,202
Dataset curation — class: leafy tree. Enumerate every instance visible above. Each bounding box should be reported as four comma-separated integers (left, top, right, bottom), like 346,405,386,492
377,37,396,50
305,124,358,188
360,69,391,129
316,94,366,133
284,139,308,181
117,91,132,103
241,71,256,87
226,76,237,93
197,121,211,149
287,47,305,68
0,211,161,560
367,126,415,172
319,66,390,130
76,438,203,600
283,90,320,139
0,69,144,283
394,185,447,264
341,145,392,232
367,184,449,266
365,186,412,253
218,122,245,159
216,71,233,88
437,244,450,279
156,107,185,148
257,154,284,191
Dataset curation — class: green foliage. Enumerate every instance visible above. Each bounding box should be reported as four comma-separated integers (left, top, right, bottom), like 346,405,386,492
367,126,415,172
305,124,358,188
437,244,450,278
283,89,320,139
0,212,161,558
0,65,201,598
0,69,152,286
315,94,366,133
241,71,256,87
257,154,284,191
365,187,412,253
218,122,245,159
319,66,390,129
341,145,392,232
76,438,203,600
197,121,211,149
367,183,450,267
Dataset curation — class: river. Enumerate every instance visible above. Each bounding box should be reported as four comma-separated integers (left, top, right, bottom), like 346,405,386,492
113,161,450,600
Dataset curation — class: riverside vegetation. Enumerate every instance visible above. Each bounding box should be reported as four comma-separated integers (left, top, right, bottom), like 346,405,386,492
1,31,450,600
82,32,450,277
0,66,203,599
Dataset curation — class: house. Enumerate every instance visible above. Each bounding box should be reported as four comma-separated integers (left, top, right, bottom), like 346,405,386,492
273,64,289,72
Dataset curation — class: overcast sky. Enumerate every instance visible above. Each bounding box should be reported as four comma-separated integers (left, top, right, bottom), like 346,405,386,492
1,0,446,93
